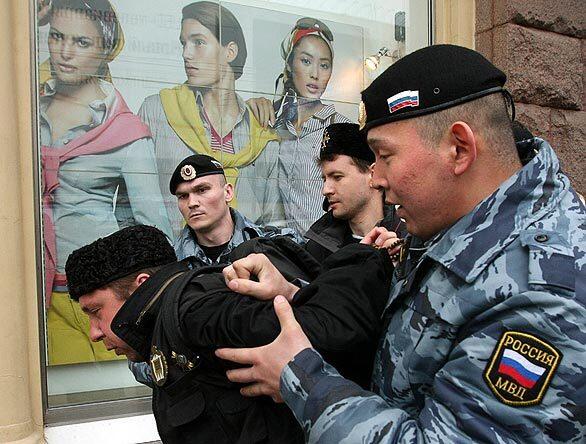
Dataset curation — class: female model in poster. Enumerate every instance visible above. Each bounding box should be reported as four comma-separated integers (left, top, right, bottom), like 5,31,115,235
39,0,172,365
250,18,350,233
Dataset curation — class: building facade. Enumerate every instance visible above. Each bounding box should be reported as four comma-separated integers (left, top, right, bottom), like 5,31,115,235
0,0,582,443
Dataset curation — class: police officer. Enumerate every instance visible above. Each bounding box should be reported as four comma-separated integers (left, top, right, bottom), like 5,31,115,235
216,44,586,443
305,122,405,263
170,154,302,264
130,154,302,386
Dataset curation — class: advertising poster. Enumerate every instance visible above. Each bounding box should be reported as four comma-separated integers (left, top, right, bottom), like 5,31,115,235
36,0,363,368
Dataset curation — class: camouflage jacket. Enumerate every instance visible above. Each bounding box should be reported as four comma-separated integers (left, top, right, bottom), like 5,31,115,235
173,208,304,264
281,139,586,443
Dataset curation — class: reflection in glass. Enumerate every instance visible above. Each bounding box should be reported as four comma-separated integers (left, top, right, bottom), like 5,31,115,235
39,0,172,376
140,1,280,238
272,18,351,233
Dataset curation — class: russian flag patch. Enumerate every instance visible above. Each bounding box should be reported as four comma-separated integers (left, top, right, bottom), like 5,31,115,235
387,90,419,114
484,331,561,407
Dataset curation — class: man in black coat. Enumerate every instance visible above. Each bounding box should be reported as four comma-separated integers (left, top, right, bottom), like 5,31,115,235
65,225,392,443
305,123,406,263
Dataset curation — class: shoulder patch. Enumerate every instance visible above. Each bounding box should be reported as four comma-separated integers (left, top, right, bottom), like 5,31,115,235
483,330,562,407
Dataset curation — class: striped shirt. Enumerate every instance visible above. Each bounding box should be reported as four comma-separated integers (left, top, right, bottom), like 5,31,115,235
201,106,235,154
276,104,350,233
138,89,282,239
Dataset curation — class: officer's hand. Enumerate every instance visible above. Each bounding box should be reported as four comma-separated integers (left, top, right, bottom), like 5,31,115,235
361,227,403,263
246,97,276,128
216,296,312,402
223,253,299,301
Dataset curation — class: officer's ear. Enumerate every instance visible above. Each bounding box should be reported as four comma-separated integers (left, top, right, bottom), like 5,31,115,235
447,121,477,176
224,182,234,203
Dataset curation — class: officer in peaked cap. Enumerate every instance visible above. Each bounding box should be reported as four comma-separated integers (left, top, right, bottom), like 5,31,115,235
305,122,406,263
214,44,586,444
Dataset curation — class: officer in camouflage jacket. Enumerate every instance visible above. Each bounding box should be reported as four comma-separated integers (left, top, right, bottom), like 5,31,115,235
281,137,585,443
217,45,586,443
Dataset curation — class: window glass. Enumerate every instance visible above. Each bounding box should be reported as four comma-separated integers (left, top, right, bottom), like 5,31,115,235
36,0,429,412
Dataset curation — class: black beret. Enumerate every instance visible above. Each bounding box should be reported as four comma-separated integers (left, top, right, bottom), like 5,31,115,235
320,123,374,164
359,44,507,132
66,225,177,301
169,154,225,194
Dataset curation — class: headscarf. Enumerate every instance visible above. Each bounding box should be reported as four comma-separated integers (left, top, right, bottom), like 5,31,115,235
39,0,125,85
275,17,334,126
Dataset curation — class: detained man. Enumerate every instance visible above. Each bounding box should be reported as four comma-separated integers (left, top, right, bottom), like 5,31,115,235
66,216,394,442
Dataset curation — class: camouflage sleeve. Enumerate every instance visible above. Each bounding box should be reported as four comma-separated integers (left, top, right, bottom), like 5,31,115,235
280,287,585,443
128,360,154,388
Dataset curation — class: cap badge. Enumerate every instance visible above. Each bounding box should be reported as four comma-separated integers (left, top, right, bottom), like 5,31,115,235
387,90,419,114
150,345,168,387
321,130,330,151
358,101,367,130
180,165,197,181
484,331,561,407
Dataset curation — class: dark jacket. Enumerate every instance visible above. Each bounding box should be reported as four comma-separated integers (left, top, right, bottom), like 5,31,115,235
111,241,392,443
304,204,406,263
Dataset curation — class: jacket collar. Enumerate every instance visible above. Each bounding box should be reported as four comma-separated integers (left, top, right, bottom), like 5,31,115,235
174,208,263,264
312,103,337,121
425,139,570,283
111,260,191,361
305,203,403,252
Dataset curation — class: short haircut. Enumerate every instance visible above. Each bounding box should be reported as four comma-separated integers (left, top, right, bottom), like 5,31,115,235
413,93,517,164
317,153,371,174
106,266,164,300
182,1,247,80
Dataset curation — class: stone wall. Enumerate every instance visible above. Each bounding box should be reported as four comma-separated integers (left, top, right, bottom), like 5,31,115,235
476,0,585,194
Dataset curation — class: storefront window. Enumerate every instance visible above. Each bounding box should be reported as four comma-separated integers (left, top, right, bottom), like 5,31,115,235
35,0,430,418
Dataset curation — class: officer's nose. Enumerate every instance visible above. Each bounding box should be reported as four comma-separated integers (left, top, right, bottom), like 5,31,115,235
187,193,199,208
370,161,387,191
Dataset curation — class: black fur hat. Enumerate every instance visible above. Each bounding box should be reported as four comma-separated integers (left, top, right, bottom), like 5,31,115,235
66,225,176,301
320,123,374,164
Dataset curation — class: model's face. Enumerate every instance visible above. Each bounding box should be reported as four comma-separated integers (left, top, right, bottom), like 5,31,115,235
369,120,453,240
181,19,230,88
176,175,233,233
79,288,141,361
321,155,374,221
290,35,332,99
48,10,107,84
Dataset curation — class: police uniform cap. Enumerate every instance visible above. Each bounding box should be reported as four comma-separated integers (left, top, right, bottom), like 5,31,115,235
169,154,225,195
66,225,177,301
320,122,374,164
360,44,507,132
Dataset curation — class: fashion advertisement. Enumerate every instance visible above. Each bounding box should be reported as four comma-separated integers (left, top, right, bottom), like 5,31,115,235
36,0,363,368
